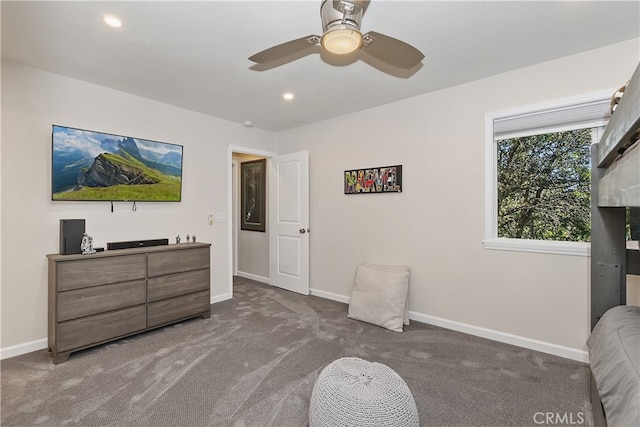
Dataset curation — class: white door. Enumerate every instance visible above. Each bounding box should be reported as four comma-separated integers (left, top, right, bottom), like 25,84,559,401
269,151,309,295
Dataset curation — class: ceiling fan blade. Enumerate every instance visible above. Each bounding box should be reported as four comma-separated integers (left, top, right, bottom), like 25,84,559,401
361,31,424,70
249,36,320,64
250,45,322,72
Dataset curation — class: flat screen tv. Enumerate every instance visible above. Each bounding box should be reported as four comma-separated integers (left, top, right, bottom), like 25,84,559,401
52,125,183,202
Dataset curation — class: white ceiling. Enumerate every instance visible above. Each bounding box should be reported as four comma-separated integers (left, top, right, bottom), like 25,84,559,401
2,1,639,132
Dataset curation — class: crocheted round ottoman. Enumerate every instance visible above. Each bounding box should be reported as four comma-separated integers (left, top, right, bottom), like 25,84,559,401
309,357,419,427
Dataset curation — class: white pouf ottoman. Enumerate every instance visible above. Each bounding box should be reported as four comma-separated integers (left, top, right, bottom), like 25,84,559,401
309,357,419,427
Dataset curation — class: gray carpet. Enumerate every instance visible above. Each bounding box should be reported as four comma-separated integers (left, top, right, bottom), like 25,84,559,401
2,277,593,427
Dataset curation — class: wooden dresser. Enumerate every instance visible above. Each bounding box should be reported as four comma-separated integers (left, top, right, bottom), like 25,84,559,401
47,242,211,364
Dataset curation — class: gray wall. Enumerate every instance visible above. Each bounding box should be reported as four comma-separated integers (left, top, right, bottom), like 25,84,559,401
2,39,640,360
1,61,278,352
276,39,640,358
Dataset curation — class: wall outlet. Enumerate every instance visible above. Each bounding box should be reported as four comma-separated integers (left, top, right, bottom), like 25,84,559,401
208,214,214,225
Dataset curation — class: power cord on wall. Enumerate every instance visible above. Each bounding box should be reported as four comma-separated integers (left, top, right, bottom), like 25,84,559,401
109,201,137,212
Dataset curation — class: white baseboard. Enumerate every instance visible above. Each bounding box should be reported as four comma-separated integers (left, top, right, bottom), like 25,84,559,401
1,291,588,364
310,288,350,304
1,338,48,360
2,294,233,359
409,311,589,363
309,289,588,363
236,271,270,284
211,292,232,304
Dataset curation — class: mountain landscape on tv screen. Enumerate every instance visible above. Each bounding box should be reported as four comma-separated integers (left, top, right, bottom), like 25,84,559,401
52,126,182,201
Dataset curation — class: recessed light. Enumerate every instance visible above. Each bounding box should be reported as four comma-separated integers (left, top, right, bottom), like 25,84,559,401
103,15,122,28
283,92,294,101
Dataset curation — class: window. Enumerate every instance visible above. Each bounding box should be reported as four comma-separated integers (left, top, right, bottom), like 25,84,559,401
497,128,593,242
484,91,612,255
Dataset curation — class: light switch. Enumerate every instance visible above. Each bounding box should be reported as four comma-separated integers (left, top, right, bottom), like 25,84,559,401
216,212,226,223
208,214,214,225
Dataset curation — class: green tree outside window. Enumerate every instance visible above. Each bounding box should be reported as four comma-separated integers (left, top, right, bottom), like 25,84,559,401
497,129,592,242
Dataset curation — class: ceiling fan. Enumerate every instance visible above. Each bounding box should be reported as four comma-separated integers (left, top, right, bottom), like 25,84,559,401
248,0,425,71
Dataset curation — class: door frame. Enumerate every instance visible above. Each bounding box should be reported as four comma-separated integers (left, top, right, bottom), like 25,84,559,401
227,145,277,299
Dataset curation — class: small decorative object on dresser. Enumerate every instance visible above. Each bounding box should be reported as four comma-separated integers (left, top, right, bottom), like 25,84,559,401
80,233,96,255
176,235,181,244
186,234,191,242
192,234,196,242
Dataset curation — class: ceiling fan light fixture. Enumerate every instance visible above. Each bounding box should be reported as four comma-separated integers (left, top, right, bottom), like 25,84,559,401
321,27,363,55
248,0,424,71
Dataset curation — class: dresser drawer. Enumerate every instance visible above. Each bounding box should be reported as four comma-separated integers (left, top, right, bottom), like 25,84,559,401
147,247,209,277
147,290,210,327
57,279,146,322
57,305,146,352
147,269,209,302
57,255,146,291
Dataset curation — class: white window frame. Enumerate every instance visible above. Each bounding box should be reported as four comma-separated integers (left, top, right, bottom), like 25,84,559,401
484,90,613,256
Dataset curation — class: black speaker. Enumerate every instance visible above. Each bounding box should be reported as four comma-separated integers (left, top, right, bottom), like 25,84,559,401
107,238,169,250
60,219,85,255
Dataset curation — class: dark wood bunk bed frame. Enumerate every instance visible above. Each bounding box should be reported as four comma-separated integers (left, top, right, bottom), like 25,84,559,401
590,62,640,427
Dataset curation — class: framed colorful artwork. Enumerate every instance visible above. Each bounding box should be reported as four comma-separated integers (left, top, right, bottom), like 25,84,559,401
241,159,266,231
344,165,402,194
